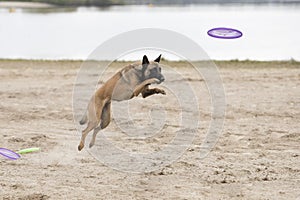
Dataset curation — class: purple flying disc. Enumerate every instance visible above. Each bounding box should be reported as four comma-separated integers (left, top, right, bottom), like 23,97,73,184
208,27,242,39
0,148,20,160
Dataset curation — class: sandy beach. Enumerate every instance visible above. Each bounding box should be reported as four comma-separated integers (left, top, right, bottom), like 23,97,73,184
0,60,299,199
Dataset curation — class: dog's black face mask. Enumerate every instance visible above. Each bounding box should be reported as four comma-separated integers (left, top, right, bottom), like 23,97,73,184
142,55,165,83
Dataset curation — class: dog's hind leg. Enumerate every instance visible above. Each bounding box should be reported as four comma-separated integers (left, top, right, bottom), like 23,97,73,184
78,121,98,151
79,111,88,125
78,99,105,151
89,126,101,148
89,101,111,148
100,101,111,129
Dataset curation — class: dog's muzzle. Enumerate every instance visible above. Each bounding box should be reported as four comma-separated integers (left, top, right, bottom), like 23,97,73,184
159,76,165,83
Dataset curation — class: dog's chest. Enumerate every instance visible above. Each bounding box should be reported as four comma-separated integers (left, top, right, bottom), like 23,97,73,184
111,87,133,101
111,79,136,101
110,66,141,101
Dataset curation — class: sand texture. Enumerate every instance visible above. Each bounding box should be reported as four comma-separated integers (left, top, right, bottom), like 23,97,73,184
0,60,299,199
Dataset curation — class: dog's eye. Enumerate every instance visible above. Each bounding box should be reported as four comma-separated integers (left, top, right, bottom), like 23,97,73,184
159,67,161,72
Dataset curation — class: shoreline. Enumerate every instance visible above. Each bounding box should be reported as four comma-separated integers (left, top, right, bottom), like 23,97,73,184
0,1,122,8
0,59,299,68
0,1,299,9
0,1,54,9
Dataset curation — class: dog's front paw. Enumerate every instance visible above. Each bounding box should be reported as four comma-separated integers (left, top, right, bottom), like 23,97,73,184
160,89,166,95
155,88,166,95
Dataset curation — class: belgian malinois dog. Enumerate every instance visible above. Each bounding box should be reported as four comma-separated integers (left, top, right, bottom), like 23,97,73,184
78,55,166,151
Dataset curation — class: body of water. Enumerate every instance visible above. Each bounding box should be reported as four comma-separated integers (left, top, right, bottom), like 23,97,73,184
0,4,299,61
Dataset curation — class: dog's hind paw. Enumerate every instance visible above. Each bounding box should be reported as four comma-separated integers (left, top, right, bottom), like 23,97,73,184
78,144,84,151
89,143,94,148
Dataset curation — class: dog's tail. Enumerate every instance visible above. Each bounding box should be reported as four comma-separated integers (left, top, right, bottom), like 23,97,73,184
79,111,88,125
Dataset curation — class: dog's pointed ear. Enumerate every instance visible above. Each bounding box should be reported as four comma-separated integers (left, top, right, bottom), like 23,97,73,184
154,54,162,63
142,55,150,66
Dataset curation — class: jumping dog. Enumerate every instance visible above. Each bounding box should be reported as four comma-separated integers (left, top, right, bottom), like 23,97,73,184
78,55,165,151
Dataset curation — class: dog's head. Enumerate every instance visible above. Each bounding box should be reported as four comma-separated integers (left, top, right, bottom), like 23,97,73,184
141,55,165,83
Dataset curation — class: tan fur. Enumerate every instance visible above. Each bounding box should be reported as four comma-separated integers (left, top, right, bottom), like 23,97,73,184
78,55,165,151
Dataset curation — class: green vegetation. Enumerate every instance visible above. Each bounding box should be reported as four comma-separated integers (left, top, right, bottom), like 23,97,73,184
10,0,300,6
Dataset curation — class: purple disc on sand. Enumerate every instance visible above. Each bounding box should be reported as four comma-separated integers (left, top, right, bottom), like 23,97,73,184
208,27,242,39
0,148,20,160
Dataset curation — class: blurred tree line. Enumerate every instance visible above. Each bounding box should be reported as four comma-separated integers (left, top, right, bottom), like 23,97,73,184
123,0,300,4
15,0,124,6
10,0,300,5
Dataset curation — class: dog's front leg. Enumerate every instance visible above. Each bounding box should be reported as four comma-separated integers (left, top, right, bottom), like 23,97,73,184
132,78,160,97
142,86,166,98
